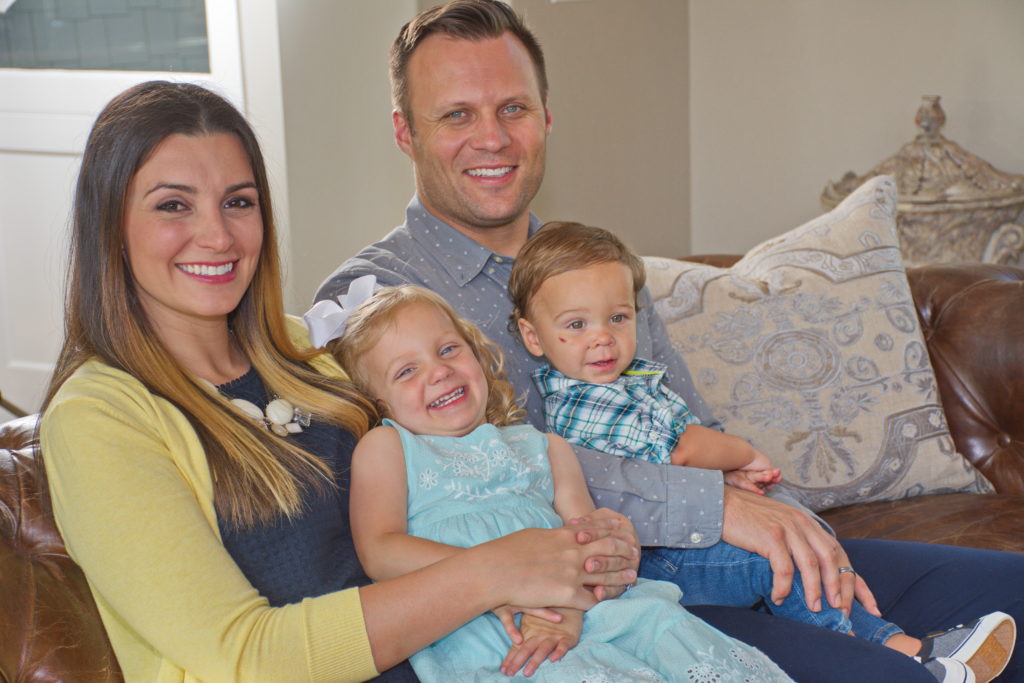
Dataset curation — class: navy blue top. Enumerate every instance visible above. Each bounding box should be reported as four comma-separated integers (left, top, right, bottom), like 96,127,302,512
217,368,417,681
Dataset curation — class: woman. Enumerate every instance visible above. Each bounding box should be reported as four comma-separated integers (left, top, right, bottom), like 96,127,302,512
39,81,639,682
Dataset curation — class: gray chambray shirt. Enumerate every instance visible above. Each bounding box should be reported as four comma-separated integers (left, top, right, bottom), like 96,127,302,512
315,196,725,548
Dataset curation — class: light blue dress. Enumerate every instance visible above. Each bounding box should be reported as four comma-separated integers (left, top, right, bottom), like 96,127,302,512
386,419,792,682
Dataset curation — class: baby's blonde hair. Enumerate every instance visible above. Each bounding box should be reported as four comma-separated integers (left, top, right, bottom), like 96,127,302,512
508,221,646,327
330,285,525,428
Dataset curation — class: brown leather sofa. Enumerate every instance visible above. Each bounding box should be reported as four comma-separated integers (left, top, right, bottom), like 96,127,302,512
2,262,1023,681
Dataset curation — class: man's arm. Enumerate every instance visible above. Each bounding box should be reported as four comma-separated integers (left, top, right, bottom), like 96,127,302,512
572,443,724,548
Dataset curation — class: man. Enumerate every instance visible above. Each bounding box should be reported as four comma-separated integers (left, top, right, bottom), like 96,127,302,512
316,2,1024,680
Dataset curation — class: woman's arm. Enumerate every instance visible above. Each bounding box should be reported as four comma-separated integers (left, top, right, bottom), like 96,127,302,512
42,388,378,682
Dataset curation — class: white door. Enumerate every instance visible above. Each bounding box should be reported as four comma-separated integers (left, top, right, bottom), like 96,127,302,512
0,0,245,417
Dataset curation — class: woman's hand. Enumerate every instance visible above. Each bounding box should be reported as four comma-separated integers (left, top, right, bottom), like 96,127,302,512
501,608,583,677
482,523,638,612
567,508,640,600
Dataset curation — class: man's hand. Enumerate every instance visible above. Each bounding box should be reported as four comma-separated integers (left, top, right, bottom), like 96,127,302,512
500,608,583,677
721,486,879,615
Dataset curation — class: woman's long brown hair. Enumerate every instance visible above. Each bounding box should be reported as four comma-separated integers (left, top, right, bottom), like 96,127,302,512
43,81,375,527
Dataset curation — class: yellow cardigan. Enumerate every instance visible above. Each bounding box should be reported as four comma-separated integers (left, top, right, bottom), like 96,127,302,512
40,333,378,682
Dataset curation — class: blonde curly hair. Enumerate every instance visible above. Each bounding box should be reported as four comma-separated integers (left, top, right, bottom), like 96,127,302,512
330,285,525,428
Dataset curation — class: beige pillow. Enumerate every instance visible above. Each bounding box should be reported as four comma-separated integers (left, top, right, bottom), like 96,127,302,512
645,175,993,511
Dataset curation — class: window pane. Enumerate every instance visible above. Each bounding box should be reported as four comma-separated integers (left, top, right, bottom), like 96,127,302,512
0,0,209,72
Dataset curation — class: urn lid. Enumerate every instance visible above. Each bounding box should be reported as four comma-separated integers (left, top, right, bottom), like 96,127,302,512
822,96,1024,211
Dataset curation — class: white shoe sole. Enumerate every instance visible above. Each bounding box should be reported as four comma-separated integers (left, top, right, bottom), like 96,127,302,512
948,612,1016,683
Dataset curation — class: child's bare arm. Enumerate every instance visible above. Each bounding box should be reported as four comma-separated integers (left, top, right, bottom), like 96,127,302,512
670,425,781,493
547,433,599,521
670,424,762,471
350,426,463,580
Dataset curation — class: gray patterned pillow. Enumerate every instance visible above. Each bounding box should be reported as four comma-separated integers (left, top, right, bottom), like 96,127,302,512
645,175,993,511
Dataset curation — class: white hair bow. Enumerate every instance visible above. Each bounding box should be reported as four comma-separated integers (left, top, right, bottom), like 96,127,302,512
303,274,379,348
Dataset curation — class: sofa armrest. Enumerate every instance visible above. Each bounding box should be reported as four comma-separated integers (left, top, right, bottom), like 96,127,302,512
0,416,123,681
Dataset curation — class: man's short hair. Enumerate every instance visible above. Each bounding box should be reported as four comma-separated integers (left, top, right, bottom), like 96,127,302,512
508,221,647,325
390,0,548,122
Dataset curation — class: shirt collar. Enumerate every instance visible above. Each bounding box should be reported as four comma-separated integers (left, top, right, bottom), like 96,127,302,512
532,357,667,397
404,195,542,287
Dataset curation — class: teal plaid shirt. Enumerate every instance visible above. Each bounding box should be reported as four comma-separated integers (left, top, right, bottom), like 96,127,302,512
533,358,703,464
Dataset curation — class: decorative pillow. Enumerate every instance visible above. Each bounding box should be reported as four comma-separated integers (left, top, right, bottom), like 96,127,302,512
645,175,993,511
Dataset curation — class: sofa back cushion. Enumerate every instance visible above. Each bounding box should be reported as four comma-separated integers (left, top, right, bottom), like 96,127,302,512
645,175,993,511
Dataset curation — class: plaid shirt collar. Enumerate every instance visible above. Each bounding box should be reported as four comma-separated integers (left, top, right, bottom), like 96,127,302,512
532,357,668,397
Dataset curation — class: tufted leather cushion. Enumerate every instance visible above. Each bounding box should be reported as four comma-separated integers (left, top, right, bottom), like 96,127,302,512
0,415,122,681
907,264,1024,494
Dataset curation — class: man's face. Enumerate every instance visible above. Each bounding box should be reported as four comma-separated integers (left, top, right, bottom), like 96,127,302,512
394,32,552,242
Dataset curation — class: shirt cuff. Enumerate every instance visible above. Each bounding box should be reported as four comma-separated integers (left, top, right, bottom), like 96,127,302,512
663,466,724,548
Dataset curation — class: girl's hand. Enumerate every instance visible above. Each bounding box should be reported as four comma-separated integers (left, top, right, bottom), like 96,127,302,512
493,605,567,645
500,608,583,677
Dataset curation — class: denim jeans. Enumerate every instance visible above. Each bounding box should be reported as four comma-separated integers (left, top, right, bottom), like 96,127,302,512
642,538,1024,683
640,541,903,644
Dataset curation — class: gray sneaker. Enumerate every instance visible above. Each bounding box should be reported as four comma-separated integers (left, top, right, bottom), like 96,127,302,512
916,611,1016,683
918,657,975,683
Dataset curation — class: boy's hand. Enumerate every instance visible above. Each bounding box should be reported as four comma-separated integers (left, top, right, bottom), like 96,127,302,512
501,608,583,677
724,467,782,494
739,448,776,474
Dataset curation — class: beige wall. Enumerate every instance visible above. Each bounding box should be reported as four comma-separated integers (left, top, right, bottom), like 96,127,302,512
276,0,688,311
277,0,416,312
690,0,1024,255
514,0,690,258
277,0,1024,312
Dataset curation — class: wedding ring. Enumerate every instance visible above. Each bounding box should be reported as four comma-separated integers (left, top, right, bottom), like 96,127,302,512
838,566,856,575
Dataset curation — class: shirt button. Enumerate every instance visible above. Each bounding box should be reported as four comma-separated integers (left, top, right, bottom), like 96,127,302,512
493,256,504,263
690,532,703,544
